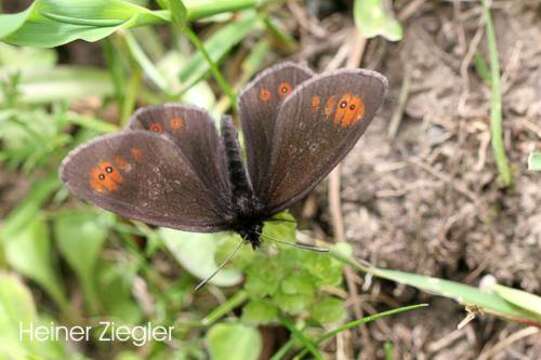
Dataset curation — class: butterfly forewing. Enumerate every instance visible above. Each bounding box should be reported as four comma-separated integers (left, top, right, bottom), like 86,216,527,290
128,104,231,203
238,62,313,197
262,69,388,213
60,131,233,232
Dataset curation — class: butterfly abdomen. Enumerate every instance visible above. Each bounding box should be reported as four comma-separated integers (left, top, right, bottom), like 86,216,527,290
220,116,260,212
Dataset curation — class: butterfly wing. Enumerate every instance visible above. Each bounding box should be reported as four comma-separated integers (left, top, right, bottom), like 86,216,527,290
127,104,231,202
238,62,313,195
60,131,234,232
261,69,388,213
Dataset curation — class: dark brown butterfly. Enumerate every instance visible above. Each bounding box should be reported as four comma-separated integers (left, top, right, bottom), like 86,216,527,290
60,62,387,249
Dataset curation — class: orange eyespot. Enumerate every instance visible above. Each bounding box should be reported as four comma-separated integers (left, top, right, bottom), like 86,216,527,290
259,88,272,102
311,96,320,112
149,122,163,133
278,82,292,98
170,116,184,130
89,161,123,193
333,93,365,127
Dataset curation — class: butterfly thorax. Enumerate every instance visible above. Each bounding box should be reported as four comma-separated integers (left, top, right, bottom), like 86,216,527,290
221,116,265,248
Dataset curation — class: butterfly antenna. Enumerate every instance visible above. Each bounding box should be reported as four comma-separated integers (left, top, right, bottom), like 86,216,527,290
257,232,329,253
194,238,245,292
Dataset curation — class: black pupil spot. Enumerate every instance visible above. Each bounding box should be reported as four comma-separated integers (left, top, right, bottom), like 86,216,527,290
98,174,105,180
105,166,113,173
340,101,347,108
349,104,356,110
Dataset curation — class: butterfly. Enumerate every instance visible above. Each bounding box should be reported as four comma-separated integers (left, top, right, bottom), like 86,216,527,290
60,62,387,251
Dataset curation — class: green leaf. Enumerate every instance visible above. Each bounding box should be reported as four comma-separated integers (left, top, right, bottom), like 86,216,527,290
491,283,541,317
0,0,169,48
124,31,170,93
242,300,279,325
0,273,36,357
160,228,242,287
262,211,296,244
311,297,345,324
53,209,113,313
207,323,262,360
274,291,312,315
353,0,403,41
168,0,187,29
528,152,541,171
0,0,262,48
330,244,541,324
281,272,315,296
244,256,282,297
3,214,68,310
178,11,259,92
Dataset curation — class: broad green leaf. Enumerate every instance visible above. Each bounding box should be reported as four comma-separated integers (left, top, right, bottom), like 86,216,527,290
528,152,541,171
330,243,541,325
0,0,262,48
1,0,169,47
261,211,296,245
311,297,345,324
353,0,403,41
491,283,541,316
178,11,259,91
207,323,262,360
53,209,114,312
274,291,312,315
242,300,279,325
160,228,242,287
0,274,68,358
3,214,68,310
0,272,36,358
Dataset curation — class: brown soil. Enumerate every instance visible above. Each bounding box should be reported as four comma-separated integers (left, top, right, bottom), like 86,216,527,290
296,1,541,358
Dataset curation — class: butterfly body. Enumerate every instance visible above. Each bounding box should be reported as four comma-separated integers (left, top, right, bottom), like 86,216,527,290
221,115,265,248
60,63,387,249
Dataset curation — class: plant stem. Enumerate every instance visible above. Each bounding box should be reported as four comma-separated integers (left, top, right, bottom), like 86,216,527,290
294,304,427,359
183,26,237,112
202,290,248,326
482,0,512,186
186,0,260,20
280,316,323,360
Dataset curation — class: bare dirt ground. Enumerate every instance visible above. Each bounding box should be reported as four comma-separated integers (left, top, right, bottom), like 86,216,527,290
293,1,541,358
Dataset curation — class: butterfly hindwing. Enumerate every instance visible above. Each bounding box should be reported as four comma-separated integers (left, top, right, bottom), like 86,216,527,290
238,62,314,197
128,104,231,204
261,69,388,213
60,131,234,232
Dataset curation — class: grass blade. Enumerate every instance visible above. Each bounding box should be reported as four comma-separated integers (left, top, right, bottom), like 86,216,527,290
329,244,541,325
482,0,512,186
